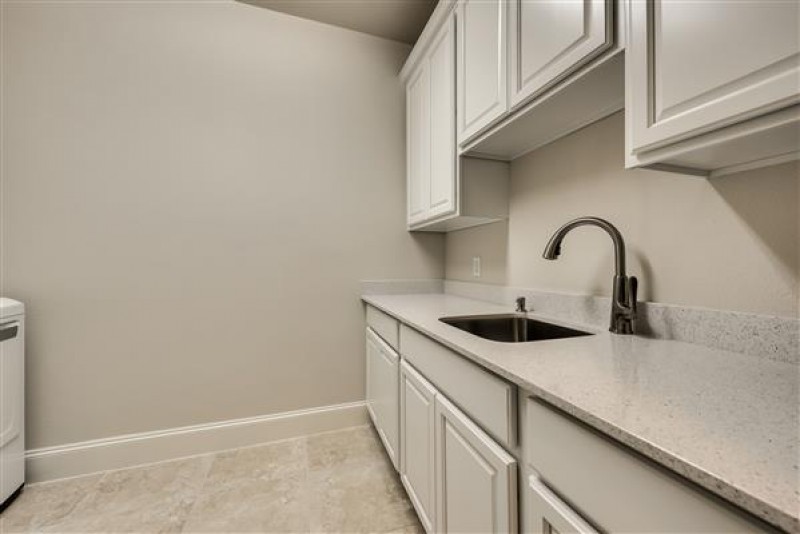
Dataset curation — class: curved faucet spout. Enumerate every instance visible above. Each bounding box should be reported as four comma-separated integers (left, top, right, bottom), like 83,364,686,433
542,217,638,334
542,216,627,276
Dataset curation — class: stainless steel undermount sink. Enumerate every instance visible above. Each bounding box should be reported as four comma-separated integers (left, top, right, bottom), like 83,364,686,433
439,314,593,343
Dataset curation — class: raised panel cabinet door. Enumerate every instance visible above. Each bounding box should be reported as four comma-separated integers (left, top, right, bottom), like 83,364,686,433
457,0,508,144
435,394,517,534
400,360,437,533
406,63,431,226
509,0,613,109
627,0,800,153
365,329,400,470
526,476,597,534
428,14,457,220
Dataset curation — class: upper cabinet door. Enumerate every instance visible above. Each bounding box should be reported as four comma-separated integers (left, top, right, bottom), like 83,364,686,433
627,0,800,154
406,63,431,226
509,0,613,109
435,394,517,534
428,16,457,220
457,0,508,144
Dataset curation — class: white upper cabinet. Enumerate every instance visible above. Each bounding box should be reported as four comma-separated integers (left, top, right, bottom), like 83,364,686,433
406,63,431,226
457,0,623,162
456,0,508,144
402,5,510,233
509,0,613,109
626,0,800,171
405,14,458,228
428,16,457,220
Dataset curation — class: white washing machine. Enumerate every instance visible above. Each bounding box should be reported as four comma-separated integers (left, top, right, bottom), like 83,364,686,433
0,298,24,509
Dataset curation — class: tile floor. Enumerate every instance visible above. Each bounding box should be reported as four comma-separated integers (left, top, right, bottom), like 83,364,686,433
0,426,423,533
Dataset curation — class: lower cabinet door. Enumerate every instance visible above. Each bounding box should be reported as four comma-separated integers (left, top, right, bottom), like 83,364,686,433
366,328,399,470
399,360,437,533
526,476,597,534
435,394,518,533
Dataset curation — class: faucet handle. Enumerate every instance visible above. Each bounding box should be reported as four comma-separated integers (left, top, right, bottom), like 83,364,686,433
515,296,528,313
627,276,638,316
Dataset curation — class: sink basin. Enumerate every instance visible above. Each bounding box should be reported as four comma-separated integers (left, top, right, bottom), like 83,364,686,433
439,314,593,343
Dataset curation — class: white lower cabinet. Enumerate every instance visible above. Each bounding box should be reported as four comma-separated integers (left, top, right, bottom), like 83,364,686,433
365,327,399,470
524,398,768,533
526,476,596,534
367,312,771,533
435,394,518,534
399,359,518,534
399,360,437,532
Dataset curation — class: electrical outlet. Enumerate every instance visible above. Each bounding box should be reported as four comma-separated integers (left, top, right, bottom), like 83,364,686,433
472,256,481,278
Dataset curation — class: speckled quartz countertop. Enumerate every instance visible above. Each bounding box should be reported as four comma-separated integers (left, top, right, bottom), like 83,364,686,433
362,293,799,533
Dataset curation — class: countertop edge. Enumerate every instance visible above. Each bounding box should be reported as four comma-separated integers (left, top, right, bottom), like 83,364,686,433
361,294,799,533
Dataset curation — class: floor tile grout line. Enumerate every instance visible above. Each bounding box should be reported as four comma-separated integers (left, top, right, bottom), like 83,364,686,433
302,435,314,534
7,425,418,534
177,453,217,533
33,470,106,532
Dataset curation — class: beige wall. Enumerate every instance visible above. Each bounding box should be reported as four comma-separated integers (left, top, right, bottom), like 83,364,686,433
446,113,799,318
1,1,443,449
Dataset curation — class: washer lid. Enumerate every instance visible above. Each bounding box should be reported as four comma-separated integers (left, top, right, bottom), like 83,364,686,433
0,298,24,319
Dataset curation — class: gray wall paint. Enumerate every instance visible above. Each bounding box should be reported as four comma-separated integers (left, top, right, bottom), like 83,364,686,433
446,113,799,318
2,1,443,449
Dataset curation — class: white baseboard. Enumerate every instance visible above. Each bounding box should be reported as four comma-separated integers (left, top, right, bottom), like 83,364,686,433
26,401,368,483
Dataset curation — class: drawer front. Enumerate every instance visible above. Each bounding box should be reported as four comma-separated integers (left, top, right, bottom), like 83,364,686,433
525,398,766,533
366,305,399,350
400,324,516,449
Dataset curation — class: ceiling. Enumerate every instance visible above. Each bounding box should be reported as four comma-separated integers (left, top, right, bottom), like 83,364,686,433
241,0,438,44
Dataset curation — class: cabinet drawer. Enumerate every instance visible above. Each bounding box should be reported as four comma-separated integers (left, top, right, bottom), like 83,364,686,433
525,398,767,533
366,305,399,350
400,324,516,448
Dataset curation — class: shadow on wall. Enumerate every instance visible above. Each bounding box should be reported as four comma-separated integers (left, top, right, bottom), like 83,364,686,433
628,249,654,303
411,231,447,277
445,221,510,285
710,161,799,304
445,112,798,316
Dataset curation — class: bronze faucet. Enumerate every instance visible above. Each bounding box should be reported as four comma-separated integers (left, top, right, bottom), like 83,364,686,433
542,217,638,334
